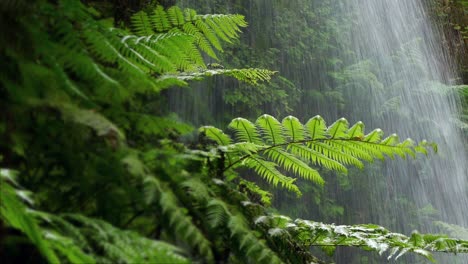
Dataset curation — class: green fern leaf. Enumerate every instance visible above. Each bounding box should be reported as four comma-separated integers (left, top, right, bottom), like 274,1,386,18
206,199,229,228
151,5,171,32
183,8,197,22
282,115,306,141
327,117,350,139
122,35,178,72
326,141,376,162
257,214,468,262
167,6,185,26
228,215,283,264
305,115,328,140
288,144,348,173
256,114,285,145
182,22,218,59
155,185,214,261
265,148,324,185
244,156,301,196
131,11,155,36
124,157,214,262
309,141,364,169
348,121,365,138
229,117,262,144
238,180,272,206
205,115,436,195
1,171,61,264
201,15,245,39
364,128,384,143
194,19,222,51
166,68,277,84
203,17,232,43
200,126,232,145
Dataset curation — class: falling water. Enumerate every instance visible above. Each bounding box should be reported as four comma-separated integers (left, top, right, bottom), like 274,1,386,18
331,1,468,262
171,0,468,262
341,0,468,225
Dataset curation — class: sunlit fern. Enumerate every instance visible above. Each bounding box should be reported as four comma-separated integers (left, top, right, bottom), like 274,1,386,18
200,114,437,196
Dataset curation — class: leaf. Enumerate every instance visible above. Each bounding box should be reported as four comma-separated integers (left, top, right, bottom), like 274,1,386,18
265,148,323,185
282,115,305,141
200,126,232,145
229,117,262,144
256,114,285,145
305,115,327,140
204,115,436,195
327,117,349,139
244,156,301,196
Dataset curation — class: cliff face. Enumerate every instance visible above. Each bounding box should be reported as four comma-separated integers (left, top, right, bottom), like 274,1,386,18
437,0,468,82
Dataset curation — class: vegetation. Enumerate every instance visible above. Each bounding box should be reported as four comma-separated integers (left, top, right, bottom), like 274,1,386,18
1,0,467,263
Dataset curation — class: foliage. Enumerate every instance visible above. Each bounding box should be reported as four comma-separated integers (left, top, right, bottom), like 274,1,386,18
256,215,468,262
201,115,436,196
1,1,467,264
0,168,190,264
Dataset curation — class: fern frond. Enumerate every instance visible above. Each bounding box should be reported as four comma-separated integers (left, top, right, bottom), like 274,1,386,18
228,215,283,264
182,22,217,58
347,121,365,138
244,156,301,196
238,180,272,206
202,115,435,194
181,178,213,202
305,115,328,140
82,28,119,63
199,126,232,146
282,115,306,141
229,117,263,144
134,6,247,61
265,148,323,185
167,6,185,26
199,14,247,40
121,35,177,73
288,144,348,173
309,141,364,169
326,141,376,162
256,215,468,261
364,128,384,142
135,114,193,137
83,28,147,77
1,170,62,264
147,32,202,70
194,19,222,51
143,176,214,261
206,199,230,228
131,11,155,36
61,214,189,264
224,142,263,166
203,17,231,43
122,154,214,262
151,5,171,32
327,118,350,139
256,114,285,145
163,68,277,85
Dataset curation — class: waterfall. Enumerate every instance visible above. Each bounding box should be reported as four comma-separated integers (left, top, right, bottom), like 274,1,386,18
332,0,468,262
343,0,468,235
171,0,468,262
